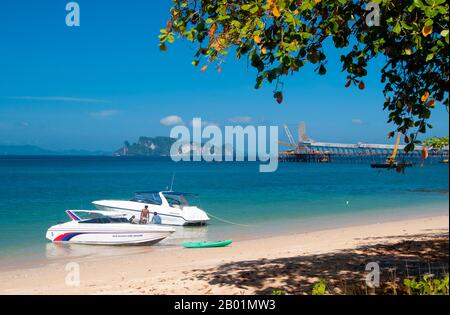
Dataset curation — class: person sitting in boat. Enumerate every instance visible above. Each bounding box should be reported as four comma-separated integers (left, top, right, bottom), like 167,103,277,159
140,205,150,224
151,212,162,225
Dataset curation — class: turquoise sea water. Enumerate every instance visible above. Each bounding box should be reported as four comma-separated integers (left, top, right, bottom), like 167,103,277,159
0,156,448,262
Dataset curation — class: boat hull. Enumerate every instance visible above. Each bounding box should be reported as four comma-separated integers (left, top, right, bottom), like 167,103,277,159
46,223,175,245
182,240,233,248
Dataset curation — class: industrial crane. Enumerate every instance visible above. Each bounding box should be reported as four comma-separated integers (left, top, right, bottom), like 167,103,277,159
370,133,413,169
279,123,313,154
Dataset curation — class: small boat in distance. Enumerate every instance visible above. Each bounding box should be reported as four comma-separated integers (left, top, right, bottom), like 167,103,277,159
371,133,414,169
92,191,210,226
370,161,414,169
46,210,175,245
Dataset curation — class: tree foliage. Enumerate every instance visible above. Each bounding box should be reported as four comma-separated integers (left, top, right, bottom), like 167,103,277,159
423,135,449,149
159,0,449,151
404,275,449,295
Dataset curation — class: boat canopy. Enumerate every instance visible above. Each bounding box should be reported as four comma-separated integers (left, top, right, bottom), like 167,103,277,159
132,191,198,207
66,210,128,222
78,217,129,224
134,191,198,196
132,192,163,205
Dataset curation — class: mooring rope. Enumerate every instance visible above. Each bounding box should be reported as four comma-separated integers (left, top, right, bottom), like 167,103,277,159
205,211,255,227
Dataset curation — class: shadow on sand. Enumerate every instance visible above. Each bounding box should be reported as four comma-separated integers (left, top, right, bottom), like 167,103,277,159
190,233,449,294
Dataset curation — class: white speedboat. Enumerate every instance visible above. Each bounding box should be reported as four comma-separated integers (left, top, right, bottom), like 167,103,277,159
92,191,210,226
46,210,175,245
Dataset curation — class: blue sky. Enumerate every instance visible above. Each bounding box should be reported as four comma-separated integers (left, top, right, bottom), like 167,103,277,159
0,0,448,151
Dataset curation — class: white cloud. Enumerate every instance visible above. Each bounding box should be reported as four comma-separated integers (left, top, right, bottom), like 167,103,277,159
228,116,253,124
190,119,219,128
9,96,110,103
351,118,365,125
160,115,184,126
90,110,120,118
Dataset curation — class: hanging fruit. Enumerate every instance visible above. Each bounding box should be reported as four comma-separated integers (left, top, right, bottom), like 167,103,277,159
272,5,281,17
426,100,436,108
274,91,283,104
421,91,430,102
422,25,433,37
421,147,429,160
318,64,326,75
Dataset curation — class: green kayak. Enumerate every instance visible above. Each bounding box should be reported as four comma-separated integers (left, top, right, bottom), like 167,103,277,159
182,239,233,248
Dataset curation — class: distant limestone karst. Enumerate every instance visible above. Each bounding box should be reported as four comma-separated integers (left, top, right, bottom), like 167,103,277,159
114,136,234,157
114,136,176,156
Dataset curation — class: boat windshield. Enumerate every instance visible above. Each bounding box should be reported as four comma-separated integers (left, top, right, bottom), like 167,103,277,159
71,211,129,224
131,192,162,205
79,217,129,224
162,193,191,207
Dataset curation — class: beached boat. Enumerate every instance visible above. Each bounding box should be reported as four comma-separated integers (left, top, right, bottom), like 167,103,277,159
92,191,210,226
46,210,175,245
182,240,233,248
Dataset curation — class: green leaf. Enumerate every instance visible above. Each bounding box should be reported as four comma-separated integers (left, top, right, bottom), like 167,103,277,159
393,22,402,34
241,4,253,11
404,48,413,55
413,0,425,9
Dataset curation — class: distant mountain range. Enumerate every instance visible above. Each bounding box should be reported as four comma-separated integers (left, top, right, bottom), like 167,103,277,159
114,136,176,156
114,136,235,157
0,145,109,156
0,138,181,157
1,136,236,157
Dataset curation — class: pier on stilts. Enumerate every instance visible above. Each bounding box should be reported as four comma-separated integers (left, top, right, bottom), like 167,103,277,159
278,122,449,164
